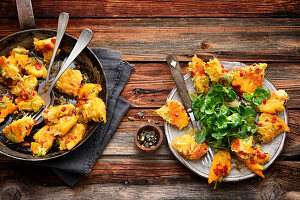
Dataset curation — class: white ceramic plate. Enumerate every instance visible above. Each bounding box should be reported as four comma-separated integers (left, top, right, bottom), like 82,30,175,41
165,61,288,181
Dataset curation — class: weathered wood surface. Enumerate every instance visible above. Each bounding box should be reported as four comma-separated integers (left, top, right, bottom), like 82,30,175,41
0,0,299,199
1,0,299,18
0,18,299,62
0,158,299,200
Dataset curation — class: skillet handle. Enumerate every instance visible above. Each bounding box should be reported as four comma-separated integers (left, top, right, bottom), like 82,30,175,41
16,0,35,30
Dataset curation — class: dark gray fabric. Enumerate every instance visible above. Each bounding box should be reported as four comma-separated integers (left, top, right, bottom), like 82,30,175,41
30,48,134,186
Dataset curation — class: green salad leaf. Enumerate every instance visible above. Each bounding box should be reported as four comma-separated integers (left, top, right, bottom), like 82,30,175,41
243,88,270,105
192,84,259,151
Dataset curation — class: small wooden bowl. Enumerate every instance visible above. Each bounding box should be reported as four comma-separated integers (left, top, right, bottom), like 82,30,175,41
134,123,163,153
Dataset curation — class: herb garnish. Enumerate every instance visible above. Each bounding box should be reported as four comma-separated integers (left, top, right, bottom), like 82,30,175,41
192,84,259,152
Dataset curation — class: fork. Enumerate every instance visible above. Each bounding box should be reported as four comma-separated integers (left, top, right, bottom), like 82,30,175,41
32,28,93,125
166,54,214,165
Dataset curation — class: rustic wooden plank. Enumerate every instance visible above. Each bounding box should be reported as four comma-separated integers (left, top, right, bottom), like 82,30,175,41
0,108,298,159
122,63,300,108
1,0,299,18
0,158,299,199
0,18,299,62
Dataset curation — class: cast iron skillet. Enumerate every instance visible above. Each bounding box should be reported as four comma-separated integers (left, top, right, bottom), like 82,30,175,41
0,29,107,161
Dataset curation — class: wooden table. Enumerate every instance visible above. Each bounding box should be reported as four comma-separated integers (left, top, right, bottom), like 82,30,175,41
0,1,299,199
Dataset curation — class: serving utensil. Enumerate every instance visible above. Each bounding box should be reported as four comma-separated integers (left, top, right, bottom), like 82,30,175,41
166,54,214,164
38,12,69,94
32,28,93,125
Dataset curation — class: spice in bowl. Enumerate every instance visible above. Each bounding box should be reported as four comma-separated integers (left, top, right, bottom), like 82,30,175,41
137,129,158,148
134,123,163,153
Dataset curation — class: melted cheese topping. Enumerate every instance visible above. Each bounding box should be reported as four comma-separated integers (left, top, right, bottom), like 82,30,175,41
43,104,75,124
34,37,60,63
204,58,232,83
208,150,231,184
57,123,87,150
15,91,45,112
76,98,107,123
257,113,290,143
31,125,55,156
23,58,47,79
0,56,22,81
155,99,189,130
232,63,267,95
78,83,102,99
11,75,38,96
0,96,18,123
49,115,79,136
171,128,208,160
3,116,36,143
187,55,210,94
257,90,288,113
55,68,83,97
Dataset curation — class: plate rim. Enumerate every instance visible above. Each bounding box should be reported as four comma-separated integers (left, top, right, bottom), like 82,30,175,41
164,61,288,182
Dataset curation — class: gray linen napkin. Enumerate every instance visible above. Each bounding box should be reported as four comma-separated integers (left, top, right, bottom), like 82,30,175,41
32,48,134,186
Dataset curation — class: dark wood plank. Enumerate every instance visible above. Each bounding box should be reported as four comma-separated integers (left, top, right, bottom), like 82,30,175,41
0,157,299,199
121,63,300,108
1,0,299,18
0,18,299,62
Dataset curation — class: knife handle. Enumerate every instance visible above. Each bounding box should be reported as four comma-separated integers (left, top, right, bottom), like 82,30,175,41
166,54,192,111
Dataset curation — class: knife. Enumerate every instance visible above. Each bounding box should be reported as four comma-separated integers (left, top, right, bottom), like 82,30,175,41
166,54,214,163
166,54,197,128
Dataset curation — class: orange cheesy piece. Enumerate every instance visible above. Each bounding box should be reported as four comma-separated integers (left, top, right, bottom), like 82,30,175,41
155,99,189,130
231,137,270,178
257,90,288,113
257,113,290,143
171,128,208,160
204,58,232,83
34,37,60,63
187,55,210,94
0,96,18,123
3,116,36,143
232,63,267,95
208,150,231,185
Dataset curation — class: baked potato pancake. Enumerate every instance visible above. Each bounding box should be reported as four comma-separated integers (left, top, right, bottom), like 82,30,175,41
55,68,83,97
208,150,231,185
11,75,38,96
231,137,270,178
3,116,36,143
30,125,55,156
49,115,79,136
232,63,267,95
43,104,75,124
23,58,47,79
15,90,45,112
257,113,290,143
257,90,288,113
0,96,18,123
171,128,208,160
34,37,60,63
155,99,189,130
11,46,29,56
230,137,254,160
0,56,22,81
187,55,210,94
76,98,107,123
204,58,232,83
78,83,102,99
57,123,87,150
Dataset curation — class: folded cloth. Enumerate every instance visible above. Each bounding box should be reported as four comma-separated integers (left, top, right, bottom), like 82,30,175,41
31,48,134,186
